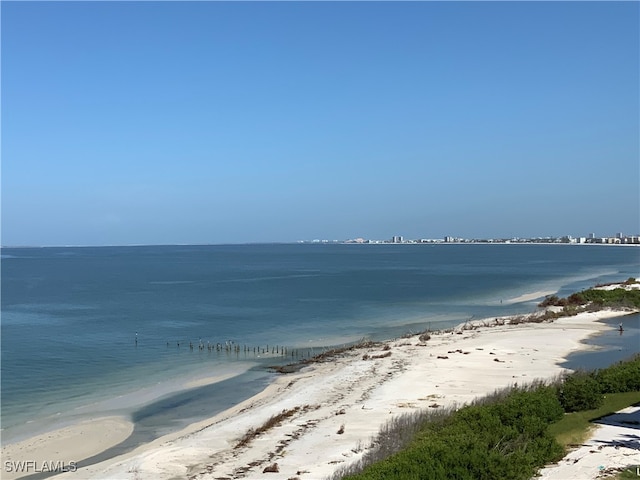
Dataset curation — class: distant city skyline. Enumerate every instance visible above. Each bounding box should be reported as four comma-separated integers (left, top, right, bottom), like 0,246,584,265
304,230,640,245
2,2,638,247
5,230,639,248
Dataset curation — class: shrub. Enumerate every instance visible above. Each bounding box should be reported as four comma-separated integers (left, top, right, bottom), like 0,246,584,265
341,384,564,480
538,283,640,309
419,332,431,342
580,288,640,308
592,354,640,393
557,372,603,412
495,386,564,427
566,292,586,305
539,295,561,307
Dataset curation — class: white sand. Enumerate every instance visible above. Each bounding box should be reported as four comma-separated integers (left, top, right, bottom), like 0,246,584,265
596,281,640,291
505,289,556,304
1,416,133,480
537,405,640,479
36,307,638,480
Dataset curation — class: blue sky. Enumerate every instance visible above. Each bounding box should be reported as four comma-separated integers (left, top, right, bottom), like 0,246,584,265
2,1,638,246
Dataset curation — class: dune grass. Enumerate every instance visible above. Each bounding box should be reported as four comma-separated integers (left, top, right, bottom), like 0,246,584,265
334,355,640,480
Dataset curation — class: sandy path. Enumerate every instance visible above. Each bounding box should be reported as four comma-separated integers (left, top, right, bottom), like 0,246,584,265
537,405,640,479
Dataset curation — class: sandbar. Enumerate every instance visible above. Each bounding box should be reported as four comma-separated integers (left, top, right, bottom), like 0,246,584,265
505,289,556,304
1,416,133,480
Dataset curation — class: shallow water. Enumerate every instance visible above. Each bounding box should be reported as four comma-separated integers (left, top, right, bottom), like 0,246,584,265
2,243,638,446
561,312,640,371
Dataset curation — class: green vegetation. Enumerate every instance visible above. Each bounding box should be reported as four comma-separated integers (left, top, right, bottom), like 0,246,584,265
340,384,564,480
616,465,640,479
539,279,640,310
548,391,640,449
337,355,640,480
557,354,640,413
579,287,640,309
594,355,640,393
557,371,604,412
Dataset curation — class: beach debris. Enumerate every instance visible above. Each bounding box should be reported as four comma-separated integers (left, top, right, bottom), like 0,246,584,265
336,408,346,415
350,440,365,454
262,463,279,473
235,407,303,449
373,351,392,359
437,355,449,359
363,351,392,360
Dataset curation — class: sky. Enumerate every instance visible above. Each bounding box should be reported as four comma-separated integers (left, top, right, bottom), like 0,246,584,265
2,1,639,246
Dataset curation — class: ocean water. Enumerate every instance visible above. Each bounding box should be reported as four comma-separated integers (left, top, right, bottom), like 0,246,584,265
2,243,639,448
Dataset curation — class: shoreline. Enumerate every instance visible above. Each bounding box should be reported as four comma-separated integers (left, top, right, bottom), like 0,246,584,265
0,361,261,446
1,417,134,480
28,306,636,480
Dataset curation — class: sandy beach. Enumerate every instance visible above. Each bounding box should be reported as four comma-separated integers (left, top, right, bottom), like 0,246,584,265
11,304,630,480
1,417,133,480
537,404,640,480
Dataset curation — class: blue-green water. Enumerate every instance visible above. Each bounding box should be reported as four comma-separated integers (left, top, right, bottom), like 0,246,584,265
2,244,639,446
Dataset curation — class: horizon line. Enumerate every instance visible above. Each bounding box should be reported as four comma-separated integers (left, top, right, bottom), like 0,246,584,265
3,240,639,249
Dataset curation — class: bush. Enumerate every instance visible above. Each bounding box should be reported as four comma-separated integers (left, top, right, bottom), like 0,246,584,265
337,354,640,480
592,354,640,393
566,292,586,305
539,295,562,307
419,332,431,342
580,288,640,308
342,385,564,480
537,283,640,309
557,372,603,412
495,386,564,428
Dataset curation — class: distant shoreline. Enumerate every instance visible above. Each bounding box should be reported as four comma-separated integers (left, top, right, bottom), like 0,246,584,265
3,242,639,249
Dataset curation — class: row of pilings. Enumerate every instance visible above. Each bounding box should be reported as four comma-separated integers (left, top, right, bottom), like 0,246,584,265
158,340,324,360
